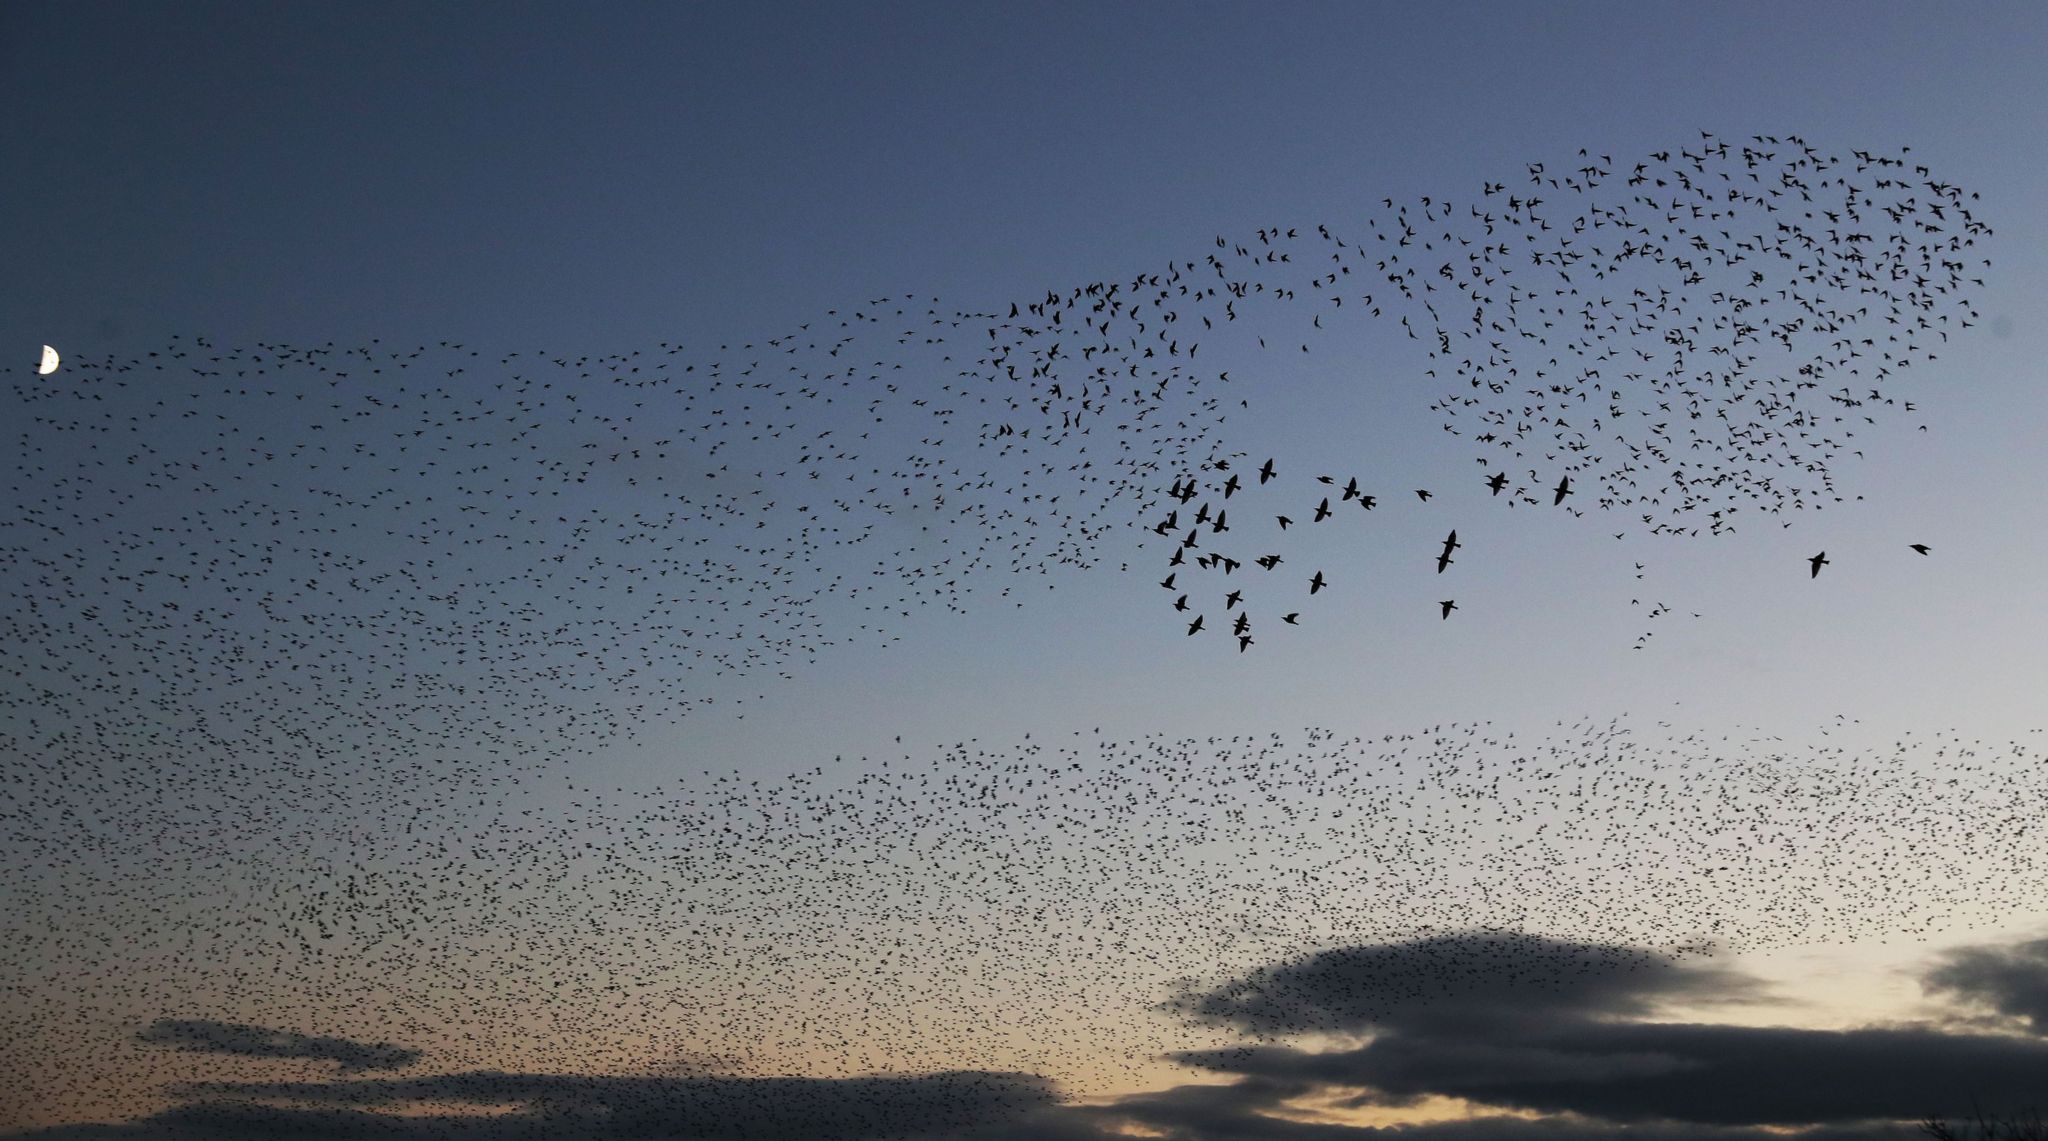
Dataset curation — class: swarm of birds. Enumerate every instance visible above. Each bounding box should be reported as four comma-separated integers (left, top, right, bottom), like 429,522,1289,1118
7,717,2048,1128
1150,135,1987,644
0,135,2004,1134
4,139,1991,804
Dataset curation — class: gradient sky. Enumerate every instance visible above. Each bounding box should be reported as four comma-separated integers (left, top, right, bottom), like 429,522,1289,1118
4,2,2048,1137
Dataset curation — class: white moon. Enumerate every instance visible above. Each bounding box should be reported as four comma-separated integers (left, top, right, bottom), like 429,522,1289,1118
37,345,59,375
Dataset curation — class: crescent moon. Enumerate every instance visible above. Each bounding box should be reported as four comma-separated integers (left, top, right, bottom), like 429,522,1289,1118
37,345,59,375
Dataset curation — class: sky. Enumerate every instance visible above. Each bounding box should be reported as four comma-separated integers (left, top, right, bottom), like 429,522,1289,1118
3,1,2048,1136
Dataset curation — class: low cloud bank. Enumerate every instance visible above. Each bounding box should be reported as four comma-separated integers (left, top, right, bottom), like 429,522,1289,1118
17,934,2048,1140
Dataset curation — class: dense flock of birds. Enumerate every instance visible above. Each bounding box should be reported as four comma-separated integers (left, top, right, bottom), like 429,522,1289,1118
3,135,1989,771
0,136,2008,1134
8,719,2048,1131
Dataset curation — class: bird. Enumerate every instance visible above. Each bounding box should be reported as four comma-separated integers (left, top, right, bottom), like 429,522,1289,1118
1440,599,1458,618
1809,552,1830,578
1552,475,1573,506
1486,472,1508,496
1436,530,1460,574
1309,571,1326,594
1909,543,1930,555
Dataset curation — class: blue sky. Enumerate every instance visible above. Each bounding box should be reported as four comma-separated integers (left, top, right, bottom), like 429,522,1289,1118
4,2,2048,1135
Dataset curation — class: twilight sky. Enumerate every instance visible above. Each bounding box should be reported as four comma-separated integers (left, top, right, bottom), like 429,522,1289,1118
4,2,2048,1136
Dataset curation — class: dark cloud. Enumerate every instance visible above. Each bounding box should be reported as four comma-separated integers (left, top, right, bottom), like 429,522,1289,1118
1080,1080,1921,1141
1167,932,1764,1038
3,1090,1923,1141
24,936,2048,1140
1922,938,2048,1034
0,1070,1068,1140
134,1019,420,1072
1180,1021,2048,1128
1163,933,2048,1129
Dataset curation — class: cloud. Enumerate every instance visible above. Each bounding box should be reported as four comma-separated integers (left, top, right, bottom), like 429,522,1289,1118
134,1019,420,1072
22,938,2048,1141
1157,932,2048,1130
1178,1021,2048,1128
1922,937,2048,1034
0,1070,1072,1141
1166,932,1764,1038
1079,1081,1922,1141
0,1090,1923,1141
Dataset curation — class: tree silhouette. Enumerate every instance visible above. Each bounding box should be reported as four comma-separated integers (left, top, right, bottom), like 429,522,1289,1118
1923,1105,2048,1141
